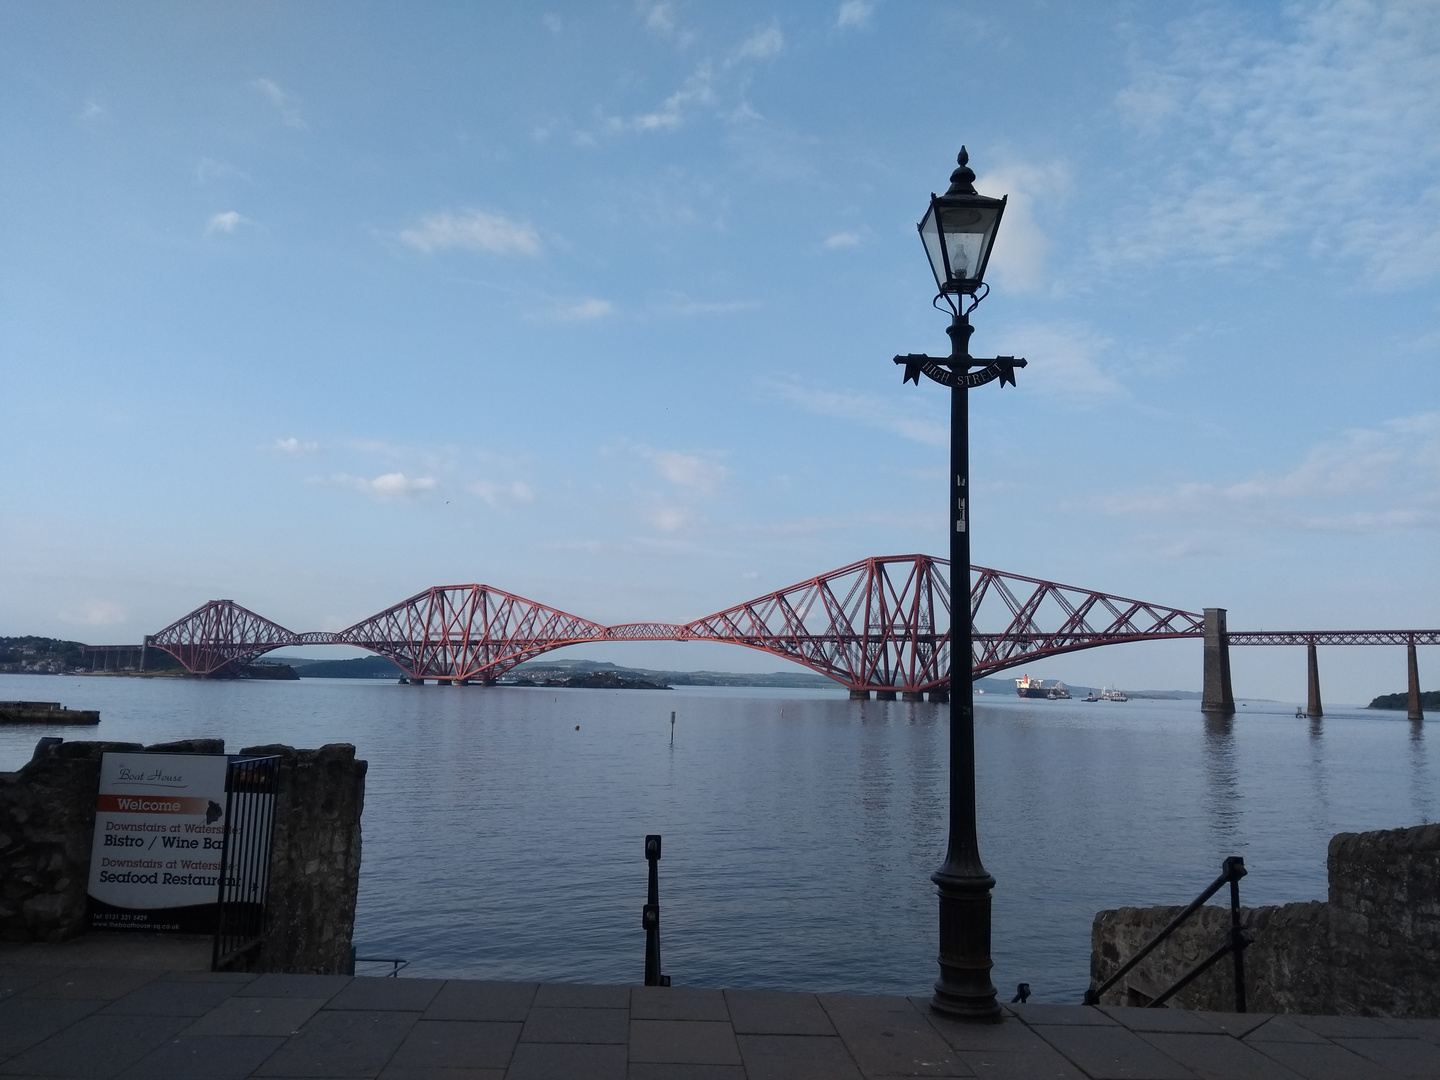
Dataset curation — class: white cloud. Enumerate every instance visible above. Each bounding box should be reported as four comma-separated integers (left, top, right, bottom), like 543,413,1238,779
206,211,250,234
543,13,562,33
654,292,758,316
252,77,306,129
734,25,784,61
273,437,319,454
837,1,873,29
974,161,1068,293
823,232,861,249
643,448,729,494
645,3,674,34
763,377,947,448
399,210,542,256
330,472,438,501
1110,1,1440,285
196,158,249,185
79,99,104,121
649,505,691,532
612,64,716,133
1097,413,1440,533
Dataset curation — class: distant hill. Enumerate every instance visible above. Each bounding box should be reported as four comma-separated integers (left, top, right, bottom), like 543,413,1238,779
1369,690,1439,710
289,656,405,679
0,636,86,674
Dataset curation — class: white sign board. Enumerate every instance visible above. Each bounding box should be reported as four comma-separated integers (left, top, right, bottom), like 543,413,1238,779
87,752,230,933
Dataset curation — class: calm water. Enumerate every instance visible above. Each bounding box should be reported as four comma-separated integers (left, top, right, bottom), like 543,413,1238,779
2,673,1434,1002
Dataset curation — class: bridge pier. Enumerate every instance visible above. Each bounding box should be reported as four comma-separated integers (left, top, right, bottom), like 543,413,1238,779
902,691,925,702
1307,642,1323,718
849,689,871,700
876,690,897,701
929,688,949,703
1201,608,1235,716
1407,641,1423,721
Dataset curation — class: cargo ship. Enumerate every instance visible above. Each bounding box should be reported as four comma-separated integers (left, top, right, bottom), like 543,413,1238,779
1014,675,1071,700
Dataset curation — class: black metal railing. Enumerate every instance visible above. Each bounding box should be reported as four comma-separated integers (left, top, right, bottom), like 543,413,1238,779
1084,856,1253,1011
211,755,280,971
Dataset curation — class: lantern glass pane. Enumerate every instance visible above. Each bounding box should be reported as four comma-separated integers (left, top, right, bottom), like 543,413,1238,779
939,205,1000,287
919,204,948,292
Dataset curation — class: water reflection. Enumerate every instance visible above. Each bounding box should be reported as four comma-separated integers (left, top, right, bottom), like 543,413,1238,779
1411,719,1432,823
1202,714,1242,846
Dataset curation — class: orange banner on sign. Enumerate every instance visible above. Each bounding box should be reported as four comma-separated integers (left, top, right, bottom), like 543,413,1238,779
96,794,212,815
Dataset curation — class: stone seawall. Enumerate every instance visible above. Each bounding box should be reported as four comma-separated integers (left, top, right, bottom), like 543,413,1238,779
1090,823,1440,1017
0,738,365,975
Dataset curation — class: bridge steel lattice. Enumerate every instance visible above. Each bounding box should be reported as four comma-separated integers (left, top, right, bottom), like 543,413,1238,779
149,555,1222,692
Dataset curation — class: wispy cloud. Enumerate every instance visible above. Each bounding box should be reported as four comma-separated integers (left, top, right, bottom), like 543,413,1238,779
823,232,861,249
609,63,716,133
196,158,250,185
79,99,105,122
328,472,438,501
975,161,1068,293
1109,1,1440,285
206,211,250,234
733,24,784,62
1096,413,1440,533
642,448,729,494
1003,323,1124,401
399,210,542,255
61,600,126,627
762,377,947,448
252,77,305,129
532,297,614,321
653,292,758,316
273,437,319,454
469,479,535,505
836,1,873,29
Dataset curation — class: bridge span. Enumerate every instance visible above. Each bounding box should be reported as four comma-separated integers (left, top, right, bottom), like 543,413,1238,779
138,555,1435,717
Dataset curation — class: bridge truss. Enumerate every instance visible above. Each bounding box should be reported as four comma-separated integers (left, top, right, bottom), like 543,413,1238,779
149,555,1227,692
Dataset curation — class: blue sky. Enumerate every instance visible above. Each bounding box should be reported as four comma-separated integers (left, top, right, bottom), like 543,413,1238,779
3,1,1437,702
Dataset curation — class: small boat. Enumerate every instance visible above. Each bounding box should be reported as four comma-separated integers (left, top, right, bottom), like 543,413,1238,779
1099,686,1129,702
1083,692,1100,702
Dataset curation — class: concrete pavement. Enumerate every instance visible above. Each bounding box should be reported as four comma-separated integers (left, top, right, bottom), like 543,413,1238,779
3,956,1439,1078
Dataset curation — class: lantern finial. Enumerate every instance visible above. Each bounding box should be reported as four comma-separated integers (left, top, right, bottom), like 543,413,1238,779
947,146,977,196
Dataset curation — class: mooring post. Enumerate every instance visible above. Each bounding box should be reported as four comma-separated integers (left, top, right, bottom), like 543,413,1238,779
1407,640,1424,722
642,834,668,987
1306,641,1323,718
1201,608,1235,716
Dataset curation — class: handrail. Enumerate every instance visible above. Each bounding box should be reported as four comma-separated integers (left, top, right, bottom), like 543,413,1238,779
1084,856,1252,1011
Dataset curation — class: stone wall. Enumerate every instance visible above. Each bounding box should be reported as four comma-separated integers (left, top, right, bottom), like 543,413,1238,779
0,738,365,976
1089,824,1440,1017
238,743,366,975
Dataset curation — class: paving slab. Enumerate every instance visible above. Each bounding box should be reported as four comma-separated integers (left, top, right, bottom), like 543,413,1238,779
531,984,629,1009
631,987,728,1022
385,1019,521,1070
521,1006,629,1045
1332,1036,1440,1077
1009,1004,1120,1027
735,1033,862,1080
1246,1038,1405,1080
820,997,966,1077
504,1041,627,1080
101,977,247,1016
1136,1032,1306,1080
725,990,834,1036
627,1065,747,1080
188,997,331,1038
0,1011,191,1078
0,996,107,1060
424,982,537,1022
0,963,70,1001
1241,1016,1331,1044
20,966,162,1001
238,975,353,1002
254,1009,419,1077
379,1067,503,1080
325,978,445,1013
1028,1023,1199,1079
1289,1014,1409,1039
1381,1017,1440,1045
920,1005,1053,1053
630,1020,741,1066
114,1033,286,1080
953,1047,1084,1079
1100,1007,1221,1034
1196,1013,1273,1040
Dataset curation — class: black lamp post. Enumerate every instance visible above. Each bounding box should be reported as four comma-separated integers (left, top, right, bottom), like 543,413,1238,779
894,147,1025,1021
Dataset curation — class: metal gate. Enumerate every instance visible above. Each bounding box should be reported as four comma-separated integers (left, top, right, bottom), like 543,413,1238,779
211,755,280,971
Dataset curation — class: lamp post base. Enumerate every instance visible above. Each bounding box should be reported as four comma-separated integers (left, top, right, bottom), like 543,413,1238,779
931,867,1001,1021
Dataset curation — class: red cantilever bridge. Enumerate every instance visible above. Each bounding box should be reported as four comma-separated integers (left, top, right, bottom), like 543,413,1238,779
146,554,1438,696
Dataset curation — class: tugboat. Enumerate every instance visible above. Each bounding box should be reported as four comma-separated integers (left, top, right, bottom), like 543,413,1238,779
1082,690,1100,702
1099,686,1129,702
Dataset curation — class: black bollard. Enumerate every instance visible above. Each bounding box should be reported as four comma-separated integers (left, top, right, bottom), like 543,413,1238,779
642,834,669,986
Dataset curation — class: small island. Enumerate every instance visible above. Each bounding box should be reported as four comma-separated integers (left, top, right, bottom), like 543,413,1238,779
1368,690,1439,710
